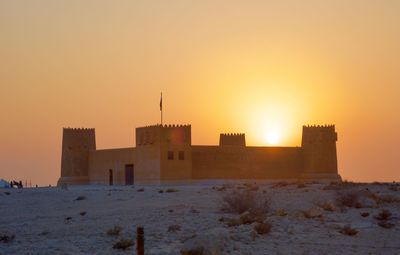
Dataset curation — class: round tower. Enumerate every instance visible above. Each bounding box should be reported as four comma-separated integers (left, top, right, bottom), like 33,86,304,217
301,125,341,181
57,128,96,186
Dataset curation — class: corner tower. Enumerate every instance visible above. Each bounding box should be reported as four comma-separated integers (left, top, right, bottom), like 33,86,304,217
58,128,96,186
219,133,246,146
301,125,341,181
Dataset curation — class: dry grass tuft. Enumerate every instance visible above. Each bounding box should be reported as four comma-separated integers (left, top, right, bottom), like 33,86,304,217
374,209,392,221
367,193,399,204
113,238,134,250
168,224,181,232
303,207,323,219
297,183,307,189
339,225,358,236
0,233,15,243
335,190,362,208
75,195,86,201
254,222,272,235
318,202,336,212
166,188,180,193
271,182,290,189
107,225,122,236
221,189,270,216
378,221,395,229
276,209,288,216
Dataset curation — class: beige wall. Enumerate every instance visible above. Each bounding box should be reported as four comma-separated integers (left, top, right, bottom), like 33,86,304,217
159,125,192,181
192,146,304,180
88,148,135,185
135,126,162,184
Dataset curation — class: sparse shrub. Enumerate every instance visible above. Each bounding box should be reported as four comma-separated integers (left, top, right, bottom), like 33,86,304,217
213,186,226,192
367,193,399,204
190,209,199,214
113,238,134,250
107,225,122,236
378,221,395,229
80,211,87,216
276,209,288,216
243,183,259,191
388,184,400,191
239,212,253,224
339,225,358,236
137,188,144,192
168,224,181,232
374,209,392,221
335,190,362,208
221,189,270,216
254,222,272,235
39,231,49,236
0,233,15,243
166,188,179,193
75,195,86,201
360,212,370,217
303,207,323,219
225,218,241,227
297,183,306,189
318,202,336,212
271,182,290,188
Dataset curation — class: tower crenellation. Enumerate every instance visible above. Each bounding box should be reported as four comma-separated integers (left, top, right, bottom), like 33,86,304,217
219,133,246,146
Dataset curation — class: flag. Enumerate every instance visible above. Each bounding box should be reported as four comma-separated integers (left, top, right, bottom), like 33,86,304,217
160,93,162,111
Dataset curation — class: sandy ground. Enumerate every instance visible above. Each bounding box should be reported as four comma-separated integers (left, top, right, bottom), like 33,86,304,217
1,181,399,255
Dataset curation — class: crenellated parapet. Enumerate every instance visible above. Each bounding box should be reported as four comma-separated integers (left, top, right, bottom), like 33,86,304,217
219,133,246,146
302,124,337,143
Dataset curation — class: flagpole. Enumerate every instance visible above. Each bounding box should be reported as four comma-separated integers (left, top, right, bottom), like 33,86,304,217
160,92,163,125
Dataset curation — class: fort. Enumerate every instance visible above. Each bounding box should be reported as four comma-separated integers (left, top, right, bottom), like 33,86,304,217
58,124,341,185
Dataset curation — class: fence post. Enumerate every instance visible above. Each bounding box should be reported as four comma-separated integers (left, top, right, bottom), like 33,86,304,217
137,226,144,255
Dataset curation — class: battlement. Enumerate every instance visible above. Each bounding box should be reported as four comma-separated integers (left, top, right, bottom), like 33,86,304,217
302,124,337,143
136,124,191,146
162,124,191,128
63,127,95,132
219,133,246,146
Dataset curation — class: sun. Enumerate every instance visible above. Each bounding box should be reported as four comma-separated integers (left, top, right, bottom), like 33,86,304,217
265,132,280,145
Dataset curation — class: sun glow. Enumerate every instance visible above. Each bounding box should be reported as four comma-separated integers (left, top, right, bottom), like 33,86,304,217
265,131,280,145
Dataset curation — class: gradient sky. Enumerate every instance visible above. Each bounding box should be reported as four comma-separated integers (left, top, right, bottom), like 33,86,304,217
1,0,399,185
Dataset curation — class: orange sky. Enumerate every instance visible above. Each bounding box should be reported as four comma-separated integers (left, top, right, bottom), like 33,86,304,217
1,1,399,185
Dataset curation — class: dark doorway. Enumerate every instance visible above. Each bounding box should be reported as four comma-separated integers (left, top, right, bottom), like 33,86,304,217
125,164,134,185
109,169,113,185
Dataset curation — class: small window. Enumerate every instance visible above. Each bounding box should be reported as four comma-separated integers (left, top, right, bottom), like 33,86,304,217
168,151,174,160
179,151,185,160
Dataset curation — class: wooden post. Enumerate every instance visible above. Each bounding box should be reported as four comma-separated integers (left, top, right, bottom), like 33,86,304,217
137,226,144,255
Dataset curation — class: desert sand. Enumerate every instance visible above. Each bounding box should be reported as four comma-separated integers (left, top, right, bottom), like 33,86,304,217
1,181,399,254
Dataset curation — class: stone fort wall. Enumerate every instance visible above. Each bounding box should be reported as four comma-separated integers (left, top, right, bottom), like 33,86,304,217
58,124,341,185
192,146,304,180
